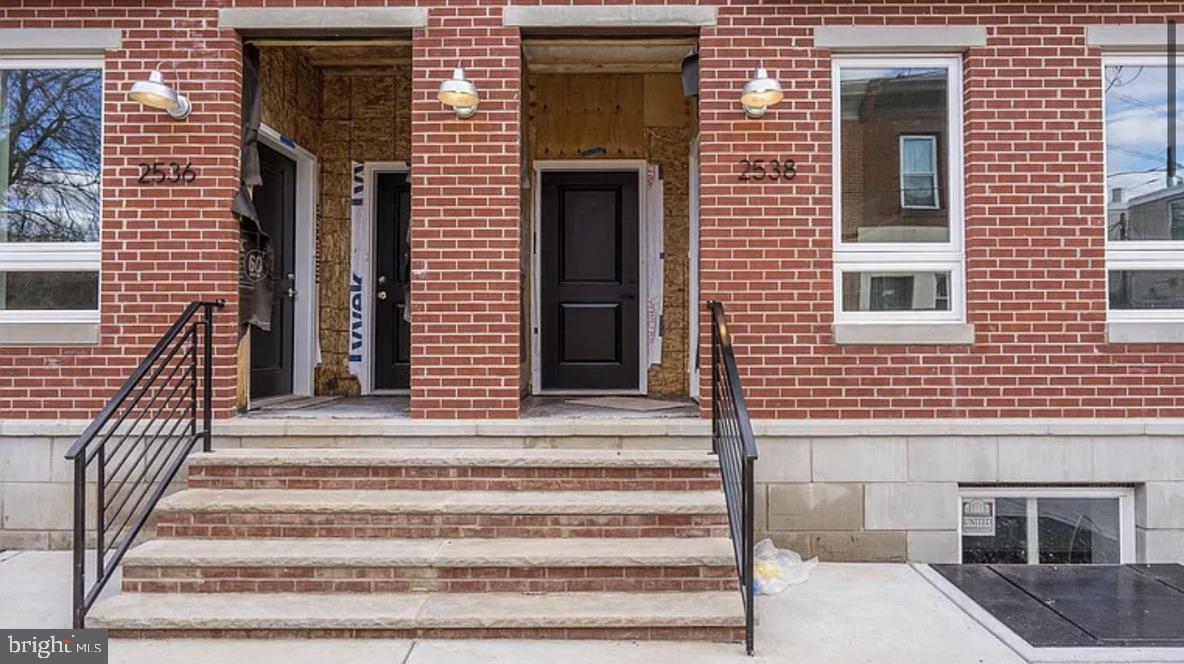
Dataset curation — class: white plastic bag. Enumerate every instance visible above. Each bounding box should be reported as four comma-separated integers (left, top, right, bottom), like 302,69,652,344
752,538,817,595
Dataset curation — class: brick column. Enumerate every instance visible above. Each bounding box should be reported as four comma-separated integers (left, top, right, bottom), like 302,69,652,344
409,9,521,418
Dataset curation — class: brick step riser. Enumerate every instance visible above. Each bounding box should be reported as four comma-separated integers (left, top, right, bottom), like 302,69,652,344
156,513,729,539
188,466,722,492
105,626,746,642
121,565,740,594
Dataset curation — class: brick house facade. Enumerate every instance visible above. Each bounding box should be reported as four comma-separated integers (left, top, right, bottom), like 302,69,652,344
0,2,1182,563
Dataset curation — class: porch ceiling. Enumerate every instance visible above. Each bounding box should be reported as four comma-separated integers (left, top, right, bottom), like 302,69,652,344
523,38,695,74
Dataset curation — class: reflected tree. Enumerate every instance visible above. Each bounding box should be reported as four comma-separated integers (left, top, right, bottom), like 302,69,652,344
1,68,102,243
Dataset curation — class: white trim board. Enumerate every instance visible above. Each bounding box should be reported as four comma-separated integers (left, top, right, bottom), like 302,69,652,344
360,161,412,396
256,125,319,402
531,160,649,396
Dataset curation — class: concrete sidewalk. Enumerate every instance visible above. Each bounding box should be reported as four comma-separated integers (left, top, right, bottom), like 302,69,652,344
0,550,1023,663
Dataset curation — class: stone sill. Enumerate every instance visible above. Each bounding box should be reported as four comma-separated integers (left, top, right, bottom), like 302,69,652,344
1107,321,1184,344
0,321,99,346
833,323,975,346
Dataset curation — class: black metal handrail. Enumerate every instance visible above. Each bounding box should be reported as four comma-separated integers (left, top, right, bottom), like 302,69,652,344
65,300,223,628
709,300,758,656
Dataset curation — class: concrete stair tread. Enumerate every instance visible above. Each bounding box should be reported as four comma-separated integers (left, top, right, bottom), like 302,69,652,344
157,489,727,514
89,591,745,630
190,448,717,468
123,537,736,567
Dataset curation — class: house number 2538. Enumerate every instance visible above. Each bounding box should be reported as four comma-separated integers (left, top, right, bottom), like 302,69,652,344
738,159,796,182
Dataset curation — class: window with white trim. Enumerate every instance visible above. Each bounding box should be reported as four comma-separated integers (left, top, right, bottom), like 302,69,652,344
958,487,1135,565
1105,55,1184,320
832,56,964,323
0,56,103,324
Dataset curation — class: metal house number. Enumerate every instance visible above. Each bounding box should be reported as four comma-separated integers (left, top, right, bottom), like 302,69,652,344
137,162,197,184
738,158,796,182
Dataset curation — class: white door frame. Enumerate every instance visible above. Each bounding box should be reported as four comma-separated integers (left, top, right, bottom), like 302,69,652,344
688,135,701,401
257,124,318,399
362,161,412,395
531,160,649,395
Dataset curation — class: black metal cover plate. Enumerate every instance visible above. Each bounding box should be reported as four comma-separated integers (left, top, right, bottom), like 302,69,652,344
933,564,1184,648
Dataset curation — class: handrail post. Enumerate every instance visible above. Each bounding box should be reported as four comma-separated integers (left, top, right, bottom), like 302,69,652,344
201,303,214,453
743,458,755,655
71,457,86,628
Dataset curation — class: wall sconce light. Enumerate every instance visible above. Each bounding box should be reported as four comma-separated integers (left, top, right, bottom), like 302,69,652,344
740,65,783,118
437,66,480,119
128,68,191,120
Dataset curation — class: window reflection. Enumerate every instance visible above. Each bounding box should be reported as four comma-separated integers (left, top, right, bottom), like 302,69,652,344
1,68,102,243
840,67,949,243
841,271,951,312
1105,65,1184,242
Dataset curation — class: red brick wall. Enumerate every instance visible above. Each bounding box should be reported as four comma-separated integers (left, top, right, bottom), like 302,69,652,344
698,4,1184,419
0,2,241,420
409,7,522,418
1,1,1181,420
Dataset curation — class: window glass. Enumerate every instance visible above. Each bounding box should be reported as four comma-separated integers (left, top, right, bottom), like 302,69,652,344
1037,498,1121,564
839,67,949,243
1105,64,1184,242
1108,270,1184,309
1,67,102,243
900,136,938,208
961,497,1027,564
0,271,98,310
841,271,951,312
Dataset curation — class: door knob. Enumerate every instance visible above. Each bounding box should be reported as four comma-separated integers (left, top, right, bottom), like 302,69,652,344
377,290,388,301
286,287,298,299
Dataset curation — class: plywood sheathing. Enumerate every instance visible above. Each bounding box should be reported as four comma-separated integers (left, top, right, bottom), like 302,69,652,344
526,72,696,396
251,46,323,409
257,45,411,398
316,66,412,396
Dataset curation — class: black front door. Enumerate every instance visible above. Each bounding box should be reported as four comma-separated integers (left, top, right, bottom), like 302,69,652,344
540,171,639,390
374,172,411,390
250,144,296,399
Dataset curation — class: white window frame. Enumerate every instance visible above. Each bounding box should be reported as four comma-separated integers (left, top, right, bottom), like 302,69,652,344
832,55,965,325
957,486,1136,565
0,55,103,325
1103,53,1184,324
899,134,940,210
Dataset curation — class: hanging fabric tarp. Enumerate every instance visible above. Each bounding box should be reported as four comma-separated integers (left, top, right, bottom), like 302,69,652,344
234,45,274,331
646,163,665,367
348,162,371,394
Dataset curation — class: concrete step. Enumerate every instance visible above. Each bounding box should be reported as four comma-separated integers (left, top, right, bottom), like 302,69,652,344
89,590,746,642
188,448,721,491
120,537,739,593
155,489,730,539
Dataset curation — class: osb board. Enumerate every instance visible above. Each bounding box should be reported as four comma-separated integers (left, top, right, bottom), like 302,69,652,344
247,47,322,408
525,72,695,396
315,66,412,396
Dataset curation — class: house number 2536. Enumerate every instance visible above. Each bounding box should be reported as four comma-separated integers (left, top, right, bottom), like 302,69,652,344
738,159,796,182
137,162,197,184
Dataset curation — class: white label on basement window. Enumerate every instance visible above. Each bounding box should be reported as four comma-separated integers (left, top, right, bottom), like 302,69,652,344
961,498,995,537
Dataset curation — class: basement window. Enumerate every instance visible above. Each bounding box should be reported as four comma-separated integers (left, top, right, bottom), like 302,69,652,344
832,56,965,329
958,488,1135,565
0,56,103,329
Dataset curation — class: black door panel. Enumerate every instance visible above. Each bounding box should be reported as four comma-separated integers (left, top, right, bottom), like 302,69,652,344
250,144,296,399
374,172,411,390
541,171,639,390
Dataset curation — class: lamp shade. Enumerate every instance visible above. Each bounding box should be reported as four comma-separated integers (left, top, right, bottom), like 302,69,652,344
740,66,784,110
129,69,191,119
437,67,479,117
